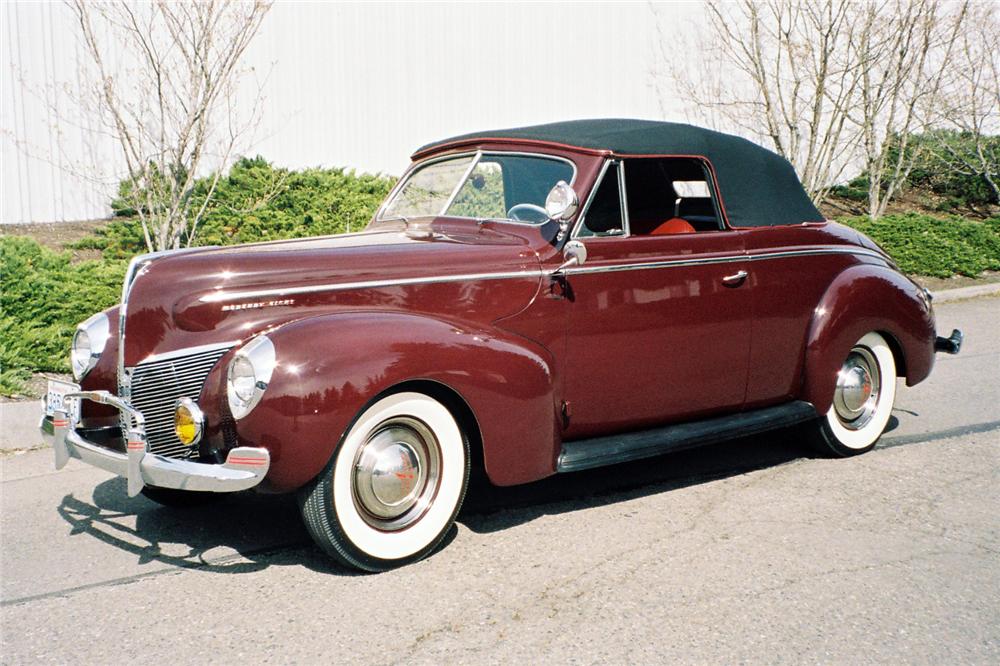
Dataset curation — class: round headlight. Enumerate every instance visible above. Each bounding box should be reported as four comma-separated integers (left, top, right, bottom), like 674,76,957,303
229,356,257,402
71,329,92,379
226,335,276,420
70,312,110,380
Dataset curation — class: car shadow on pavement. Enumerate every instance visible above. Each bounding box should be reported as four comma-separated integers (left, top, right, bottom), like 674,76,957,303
457,426,815,535
55,479,355,576
54,414,989,575
53,429,814,576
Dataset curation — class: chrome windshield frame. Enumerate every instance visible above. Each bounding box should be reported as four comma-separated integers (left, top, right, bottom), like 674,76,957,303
374,150,579,227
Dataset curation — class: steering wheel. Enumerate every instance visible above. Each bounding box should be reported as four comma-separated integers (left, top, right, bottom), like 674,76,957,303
506,203,549,224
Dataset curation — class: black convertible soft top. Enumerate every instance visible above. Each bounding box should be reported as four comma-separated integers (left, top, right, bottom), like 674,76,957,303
415,119,823,228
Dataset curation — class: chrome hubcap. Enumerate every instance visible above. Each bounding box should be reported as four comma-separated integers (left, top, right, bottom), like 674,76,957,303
833,347,881,430
352,417,441,531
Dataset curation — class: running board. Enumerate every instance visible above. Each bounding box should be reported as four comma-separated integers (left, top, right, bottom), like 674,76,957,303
557,401,818,473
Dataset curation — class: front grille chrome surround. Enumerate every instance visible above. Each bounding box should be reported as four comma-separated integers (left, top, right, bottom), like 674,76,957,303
124,343,234,459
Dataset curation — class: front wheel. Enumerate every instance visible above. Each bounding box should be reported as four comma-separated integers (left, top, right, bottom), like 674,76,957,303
808,331,897,457
298,392,470,572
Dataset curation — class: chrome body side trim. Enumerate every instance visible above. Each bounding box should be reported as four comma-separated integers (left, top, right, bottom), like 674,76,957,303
42,389,269,496
198,247,887,304
562,246,887,276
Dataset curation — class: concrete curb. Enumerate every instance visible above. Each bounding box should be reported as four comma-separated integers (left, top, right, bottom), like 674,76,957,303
2,283,996,453
929,282,1000,304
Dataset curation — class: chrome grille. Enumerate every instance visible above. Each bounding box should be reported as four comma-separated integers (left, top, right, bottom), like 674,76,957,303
126,345,232,459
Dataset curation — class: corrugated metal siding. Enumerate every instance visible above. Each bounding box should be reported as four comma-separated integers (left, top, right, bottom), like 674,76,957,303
2,2,691,225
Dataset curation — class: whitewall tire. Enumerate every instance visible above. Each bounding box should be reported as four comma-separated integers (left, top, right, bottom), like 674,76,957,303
299,391,470,572
809,332,897,456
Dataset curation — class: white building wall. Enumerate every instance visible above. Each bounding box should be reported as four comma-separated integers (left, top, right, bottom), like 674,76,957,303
2,1,696,225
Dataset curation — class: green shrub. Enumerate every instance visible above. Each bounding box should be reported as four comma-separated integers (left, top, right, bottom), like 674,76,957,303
904,131,999,210
840,213,1000,277
83,157,396,258
0,237,125,395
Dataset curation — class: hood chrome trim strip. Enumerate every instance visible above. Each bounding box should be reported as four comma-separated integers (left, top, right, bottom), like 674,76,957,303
195,245,887,305
199,269,544,303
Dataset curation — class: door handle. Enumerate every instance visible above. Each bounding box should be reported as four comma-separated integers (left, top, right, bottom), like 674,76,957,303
722,270,748,285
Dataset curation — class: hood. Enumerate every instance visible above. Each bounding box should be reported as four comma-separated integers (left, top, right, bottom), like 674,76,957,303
121,219,546,367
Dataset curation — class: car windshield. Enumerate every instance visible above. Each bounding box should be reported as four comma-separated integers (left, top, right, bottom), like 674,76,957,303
379,153,574,224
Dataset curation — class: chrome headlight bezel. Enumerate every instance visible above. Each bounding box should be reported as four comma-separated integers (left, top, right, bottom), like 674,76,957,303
71,312,110,380
226,335,276,420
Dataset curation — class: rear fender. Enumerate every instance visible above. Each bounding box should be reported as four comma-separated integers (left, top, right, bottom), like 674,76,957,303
802,265,935,414
234,312,559,492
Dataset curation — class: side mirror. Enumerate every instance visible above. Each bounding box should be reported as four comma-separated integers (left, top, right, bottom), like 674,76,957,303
545,181,579,241
553,240,587,276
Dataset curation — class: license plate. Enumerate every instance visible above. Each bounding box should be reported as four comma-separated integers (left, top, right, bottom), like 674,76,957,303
45,379,81,421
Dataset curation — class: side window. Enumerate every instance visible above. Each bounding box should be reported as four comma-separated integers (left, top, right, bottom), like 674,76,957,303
576,162,624,238
623,158,723,235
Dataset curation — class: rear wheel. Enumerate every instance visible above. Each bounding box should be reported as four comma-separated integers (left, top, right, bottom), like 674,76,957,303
808,332,897,457
298,391,470,572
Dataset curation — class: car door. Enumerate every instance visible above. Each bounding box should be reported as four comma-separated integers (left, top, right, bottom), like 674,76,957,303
562,158,752,440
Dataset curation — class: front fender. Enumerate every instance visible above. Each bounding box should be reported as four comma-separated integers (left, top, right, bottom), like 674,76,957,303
802,265,935,414
233,311,559,492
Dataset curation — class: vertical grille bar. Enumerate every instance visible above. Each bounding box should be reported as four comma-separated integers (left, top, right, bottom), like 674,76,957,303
126,345,233,459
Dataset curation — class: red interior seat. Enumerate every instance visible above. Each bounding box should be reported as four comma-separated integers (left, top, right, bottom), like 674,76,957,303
650,217,696,235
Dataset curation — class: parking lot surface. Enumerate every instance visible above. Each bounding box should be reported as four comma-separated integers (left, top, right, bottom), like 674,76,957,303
2,297,998,664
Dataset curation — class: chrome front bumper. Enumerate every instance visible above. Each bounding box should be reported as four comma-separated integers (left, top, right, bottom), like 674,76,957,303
40,390,270,497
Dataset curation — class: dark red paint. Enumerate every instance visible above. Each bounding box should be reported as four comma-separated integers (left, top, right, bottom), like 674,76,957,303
79,140,938,491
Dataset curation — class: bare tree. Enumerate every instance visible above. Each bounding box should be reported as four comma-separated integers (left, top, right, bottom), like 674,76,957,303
848,0,969,219
654,0,972,218
654,0,864,206
925,2,1000,203
68,1,272,251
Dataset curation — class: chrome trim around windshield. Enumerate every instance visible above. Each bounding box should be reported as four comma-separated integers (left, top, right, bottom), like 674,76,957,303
571,158,617,240
619,160,631,236
441,150,483,213
374,150,579,226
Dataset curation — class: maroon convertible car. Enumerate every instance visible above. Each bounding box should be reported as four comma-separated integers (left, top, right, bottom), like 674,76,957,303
41,119,963,571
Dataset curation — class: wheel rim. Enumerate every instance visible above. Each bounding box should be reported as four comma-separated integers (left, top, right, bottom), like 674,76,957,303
832,346,881,431
351,417,441,532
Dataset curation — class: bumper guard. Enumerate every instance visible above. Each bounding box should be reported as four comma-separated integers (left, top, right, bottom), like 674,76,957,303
40,390,270,497
934,329,964,355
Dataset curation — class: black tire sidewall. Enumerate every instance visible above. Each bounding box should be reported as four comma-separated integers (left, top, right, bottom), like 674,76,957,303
298,393,471,573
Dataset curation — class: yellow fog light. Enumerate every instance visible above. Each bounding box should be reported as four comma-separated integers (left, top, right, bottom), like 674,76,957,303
174,397,204,446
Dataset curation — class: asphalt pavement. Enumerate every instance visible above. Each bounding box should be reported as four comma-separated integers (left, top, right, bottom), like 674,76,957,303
2,296,998,664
